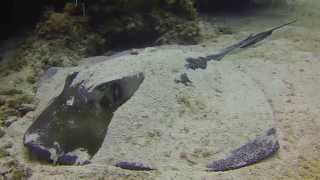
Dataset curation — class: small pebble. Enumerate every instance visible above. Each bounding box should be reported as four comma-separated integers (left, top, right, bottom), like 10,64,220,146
175,73,192,86
282,145,289,151
3,142,13,149
18,104,36,115
4,116,18,127
179,152,188,159
130,49,139,55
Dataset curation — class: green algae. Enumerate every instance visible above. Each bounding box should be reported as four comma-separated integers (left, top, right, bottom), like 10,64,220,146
0,89,23,96
0,148,9,158
152,9,200,44
0,92,33,127
87,0,200,46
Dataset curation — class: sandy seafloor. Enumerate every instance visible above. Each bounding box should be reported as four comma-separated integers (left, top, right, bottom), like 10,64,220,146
1,0,320,179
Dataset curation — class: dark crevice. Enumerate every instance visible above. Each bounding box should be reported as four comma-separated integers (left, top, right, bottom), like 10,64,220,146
0,0,47,41
195,0,283,14
195,0,253,12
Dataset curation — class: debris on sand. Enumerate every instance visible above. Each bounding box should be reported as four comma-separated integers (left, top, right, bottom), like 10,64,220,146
175,73,192,86
115,161,155,171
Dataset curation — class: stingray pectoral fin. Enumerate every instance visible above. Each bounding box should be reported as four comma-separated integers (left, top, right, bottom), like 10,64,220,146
207,128,280,171
57,151,91,165
24,141,53,163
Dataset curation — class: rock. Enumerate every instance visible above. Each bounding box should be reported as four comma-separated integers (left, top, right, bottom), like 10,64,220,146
17,104,36,115
130,49,139,55
1,159,33,179
3,142,13,149
0,148,10,158
207,128,279,171
87,0,200,45
4,116,18,127
175,73,192,86
0,127,5,138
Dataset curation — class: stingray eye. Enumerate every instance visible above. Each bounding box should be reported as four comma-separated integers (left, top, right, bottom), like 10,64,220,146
66,96,75,106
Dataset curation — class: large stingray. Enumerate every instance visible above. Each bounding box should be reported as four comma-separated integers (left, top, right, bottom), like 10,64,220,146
24,71,144,165
21,21,290,170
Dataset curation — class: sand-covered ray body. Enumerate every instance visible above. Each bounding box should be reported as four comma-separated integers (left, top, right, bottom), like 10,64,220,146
2,45,283,179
